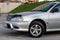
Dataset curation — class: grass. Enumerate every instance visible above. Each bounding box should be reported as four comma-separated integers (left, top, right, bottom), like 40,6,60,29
56,0,60,1
9,1,49,13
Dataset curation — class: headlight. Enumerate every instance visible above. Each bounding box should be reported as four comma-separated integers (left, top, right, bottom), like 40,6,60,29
10,17,23,22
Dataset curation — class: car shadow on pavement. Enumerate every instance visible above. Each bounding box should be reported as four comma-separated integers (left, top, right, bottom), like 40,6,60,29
1,30,29,37
1,29,60,38
44,31,60,37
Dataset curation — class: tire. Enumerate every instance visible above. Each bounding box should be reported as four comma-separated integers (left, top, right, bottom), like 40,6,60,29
29,21,45,38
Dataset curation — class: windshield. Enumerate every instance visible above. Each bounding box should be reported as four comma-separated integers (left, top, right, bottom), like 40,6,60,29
32,3,56,12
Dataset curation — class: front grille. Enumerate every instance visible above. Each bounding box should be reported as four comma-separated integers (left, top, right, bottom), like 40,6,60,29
7,24,19,29
7,24,11,28
13,26,19,29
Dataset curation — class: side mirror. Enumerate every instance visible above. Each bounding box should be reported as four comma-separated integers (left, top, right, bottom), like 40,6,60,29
51,8,59,13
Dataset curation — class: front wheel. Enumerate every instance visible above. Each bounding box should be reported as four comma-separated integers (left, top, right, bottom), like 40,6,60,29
29,21,45,38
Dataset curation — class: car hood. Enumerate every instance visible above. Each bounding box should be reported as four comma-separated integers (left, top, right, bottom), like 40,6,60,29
14,11,45,15
8,11,47,21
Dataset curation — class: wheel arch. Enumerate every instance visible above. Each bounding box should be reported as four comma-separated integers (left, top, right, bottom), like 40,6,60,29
29,19,46,32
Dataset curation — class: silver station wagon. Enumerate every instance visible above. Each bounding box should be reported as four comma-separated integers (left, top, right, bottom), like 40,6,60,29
4,2,60,37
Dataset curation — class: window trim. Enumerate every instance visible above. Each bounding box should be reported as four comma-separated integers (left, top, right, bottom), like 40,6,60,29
50,3,60,13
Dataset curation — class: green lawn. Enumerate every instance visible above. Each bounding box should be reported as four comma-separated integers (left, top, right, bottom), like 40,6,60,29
56,0,60,1
9,1,49,13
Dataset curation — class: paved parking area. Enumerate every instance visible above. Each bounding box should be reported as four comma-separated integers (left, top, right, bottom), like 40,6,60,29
0,14,60,40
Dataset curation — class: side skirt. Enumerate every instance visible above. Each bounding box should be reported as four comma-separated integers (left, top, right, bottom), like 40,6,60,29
47,28,60,32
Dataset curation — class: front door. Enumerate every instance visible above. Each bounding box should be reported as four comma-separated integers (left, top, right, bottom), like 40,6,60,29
48,4,60,29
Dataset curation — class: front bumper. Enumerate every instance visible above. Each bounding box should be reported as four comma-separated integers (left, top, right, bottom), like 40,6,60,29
4,21,30,31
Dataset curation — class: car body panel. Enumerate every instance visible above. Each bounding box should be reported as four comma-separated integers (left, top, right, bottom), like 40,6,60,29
4,2,60,32
48,13,60,29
